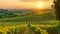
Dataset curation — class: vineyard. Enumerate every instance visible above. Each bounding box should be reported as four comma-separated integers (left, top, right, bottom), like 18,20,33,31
0,9,59,34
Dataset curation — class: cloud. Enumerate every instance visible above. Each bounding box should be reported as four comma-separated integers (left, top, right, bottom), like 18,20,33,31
0,0,53,9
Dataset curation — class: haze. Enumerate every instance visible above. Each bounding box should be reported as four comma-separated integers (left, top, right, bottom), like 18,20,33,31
0,0,53,9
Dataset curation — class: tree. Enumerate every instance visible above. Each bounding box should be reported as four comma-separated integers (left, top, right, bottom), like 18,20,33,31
53,0,60,34
53,0,60,20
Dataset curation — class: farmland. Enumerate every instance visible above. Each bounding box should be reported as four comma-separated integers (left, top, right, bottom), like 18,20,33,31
0,9,59,34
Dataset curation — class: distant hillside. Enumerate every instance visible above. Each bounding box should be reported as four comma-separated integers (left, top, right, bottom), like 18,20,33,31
0,9,56,22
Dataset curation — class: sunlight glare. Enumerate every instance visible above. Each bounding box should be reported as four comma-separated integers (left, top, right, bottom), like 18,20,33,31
36,2,43,9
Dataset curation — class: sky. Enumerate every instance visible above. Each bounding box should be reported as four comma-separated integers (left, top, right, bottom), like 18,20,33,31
0,0,53,9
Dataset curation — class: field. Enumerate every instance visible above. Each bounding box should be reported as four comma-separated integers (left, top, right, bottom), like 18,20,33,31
0,9,59,34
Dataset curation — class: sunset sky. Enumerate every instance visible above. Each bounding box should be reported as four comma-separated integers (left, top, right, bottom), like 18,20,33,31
0,0,53,9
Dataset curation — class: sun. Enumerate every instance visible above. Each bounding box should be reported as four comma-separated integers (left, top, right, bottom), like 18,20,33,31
36,2,43,9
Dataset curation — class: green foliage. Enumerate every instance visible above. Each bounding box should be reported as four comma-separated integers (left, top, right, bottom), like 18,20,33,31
36,29,41,34
46,25,59,34
0,32,3,34
6,31,11,34
31,27,41,34
0,10,56,22
0,8,57,34
31,26,36,31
